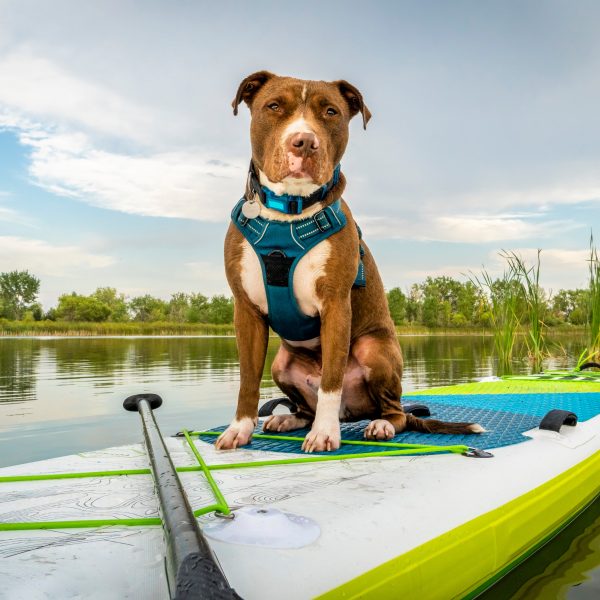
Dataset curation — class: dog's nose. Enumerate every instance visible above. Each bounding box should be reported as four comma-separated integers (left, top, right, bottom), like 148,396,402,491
287,132,320,157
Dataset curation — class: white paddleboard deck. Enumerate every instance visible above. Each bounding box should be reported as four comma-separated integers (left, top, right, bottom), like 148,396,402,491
1,414,599,600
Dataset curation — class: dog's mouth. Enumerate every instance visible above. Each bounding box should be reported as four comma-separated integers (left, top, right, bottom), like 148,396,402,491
287,152,313,179
258,147,333,189
284,152,329,183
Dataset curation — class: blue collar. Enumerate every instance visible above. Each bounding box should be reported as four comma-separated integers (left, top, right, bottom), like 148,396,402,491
247,162,341,215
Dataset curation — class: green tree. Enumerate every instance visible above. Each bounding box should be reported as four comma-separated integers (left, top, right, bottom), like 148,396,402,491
386,288,407,325
420,277,450,327
168,293,190,322
92,287,129,321
206,295,234,324
551,289,589,325
405,284,422,323
55,293,111,322
0,270,40,320
422,294,440,327
187,293,209,323
456,281,481,324
129,295,168,322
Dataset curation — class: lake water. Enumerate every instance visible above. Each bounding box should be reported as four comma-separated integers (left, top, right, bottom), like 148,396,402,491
0,334,598,597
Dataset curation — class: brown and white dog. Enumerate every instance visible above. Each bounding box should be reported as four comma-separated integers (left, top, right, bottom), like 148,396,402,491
216,71,483,453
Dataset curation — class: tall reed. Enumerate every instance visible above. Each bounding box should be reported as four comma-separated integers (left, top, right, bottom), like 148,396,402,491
503,249,547,370
469,265,521,374
588,235,600,359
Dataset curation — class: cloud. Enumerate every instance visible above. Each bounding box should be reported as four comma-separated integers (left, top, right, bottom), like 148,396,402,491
382,246,592,292
0,49,158,144
457,182,600,212
0,205,23,224
471,247,592,291
430,215,575,243
0,191,36,226
25,132,245,221
1,45,598,230
0,115,246,221
0,49,247,222
356,213,578,243
509,247,589,267
401,264,481,282
185,261,230,293
0,236,115,276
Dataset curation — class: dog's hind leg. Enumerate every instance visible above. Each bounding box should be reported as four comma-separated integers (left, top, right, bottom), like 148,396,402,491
264,347,317,433
262,383,314,433
354,334,484,438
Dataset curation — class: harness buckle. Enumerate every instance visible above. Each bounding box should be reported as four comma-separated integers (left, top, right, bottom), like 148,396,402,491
289,197,303,215
313,211,331,232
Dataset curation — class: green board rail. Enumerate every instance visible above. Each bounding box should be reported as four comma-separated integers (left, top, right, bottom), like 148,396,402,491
0,430,469,531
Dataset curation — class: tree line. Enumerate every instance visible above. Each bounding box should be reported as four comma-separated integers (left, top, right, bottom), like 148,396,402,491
387,276,590,327
0,271,233,324
0,269,592,327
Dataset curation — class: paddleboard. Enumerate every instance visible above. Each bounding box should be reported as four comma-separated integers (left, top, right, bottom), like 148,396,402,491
1,373,599,599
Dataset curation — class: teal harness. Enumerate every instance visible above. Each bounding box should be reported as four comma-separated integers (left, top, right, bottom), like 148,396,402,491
232,196,365,342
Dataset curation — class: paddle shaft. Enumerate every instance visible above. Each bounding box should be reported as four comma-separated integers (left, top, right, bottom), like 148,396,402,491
124,394,241,600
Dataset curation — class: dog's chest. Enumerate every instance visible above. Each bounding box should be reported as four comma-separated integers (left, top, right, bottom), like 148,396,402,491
240,238,331,318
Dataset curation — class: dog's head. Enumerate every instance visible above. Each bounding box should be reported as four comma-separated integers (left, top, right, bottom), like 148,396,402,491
232,71,371,191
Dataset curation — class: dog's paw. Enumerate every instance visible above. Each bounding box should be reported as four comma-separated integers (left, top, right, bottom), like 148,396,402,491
215,417,256,450
302,419,341,453
263,414,311,432
364,419,395,441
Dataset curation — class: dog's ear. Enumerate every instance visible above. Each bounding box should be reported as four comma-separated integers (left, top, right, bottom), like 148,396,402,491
232,71,275,116
334,80,372,130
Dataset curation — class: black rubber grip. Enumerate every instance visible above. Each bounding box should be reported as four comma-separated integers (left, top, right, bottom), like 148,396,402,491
123,392,163,411
258,397,297,417
539,409,578,432
403,403,431,417
579,362,600,371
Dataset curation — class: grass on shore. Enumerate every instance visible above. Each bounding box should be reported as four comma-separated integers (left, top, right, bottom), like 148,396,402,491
0,319,588,338
0,319,236,336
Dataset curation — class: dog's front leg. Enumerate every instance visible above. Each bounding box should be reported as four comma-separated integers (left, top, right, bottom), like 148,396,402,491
216,301,268,450
302,294,351,453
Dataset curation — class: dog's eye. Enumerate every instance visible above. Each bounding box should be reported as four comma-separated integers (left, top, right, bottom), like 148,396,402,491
326,107,337,116
267,102,280,111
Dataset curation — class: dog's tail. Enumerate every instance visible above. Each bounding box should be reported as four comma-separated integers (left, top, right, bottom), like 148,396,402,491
404,413,485,434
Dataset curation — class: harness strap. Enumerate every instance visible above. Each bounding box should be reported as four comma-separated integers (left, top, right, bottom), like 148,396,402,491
232,198,366,341
234,200,342,246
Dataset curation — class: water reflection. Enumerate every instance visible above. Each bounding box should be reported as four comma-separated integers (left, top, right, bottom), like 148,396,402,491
480,498,600,599
0,333,589,464
49,337,242,384
0,339,40,404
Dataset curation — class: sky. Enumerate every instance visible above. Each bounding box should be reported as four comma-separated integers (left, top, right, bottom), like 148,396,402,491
0,0,599,310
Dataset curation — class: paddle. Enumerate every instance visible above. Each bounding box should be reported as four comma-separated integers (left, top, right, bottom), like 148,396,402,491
123,393,242,600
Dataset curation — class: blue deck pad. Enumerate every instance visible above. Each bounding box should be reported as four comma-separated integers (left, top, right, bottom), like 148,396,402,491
201,393,600,455
407,392,600,421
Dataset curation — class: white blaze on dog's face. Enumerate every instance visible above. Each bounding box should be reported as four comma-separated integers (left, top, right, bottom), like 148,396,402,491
231,71,371,192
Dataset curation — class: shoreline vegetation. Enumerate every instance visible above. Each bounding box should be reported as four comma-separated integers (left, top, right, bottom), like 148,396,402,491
1,239,598,374
0,320,589,338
